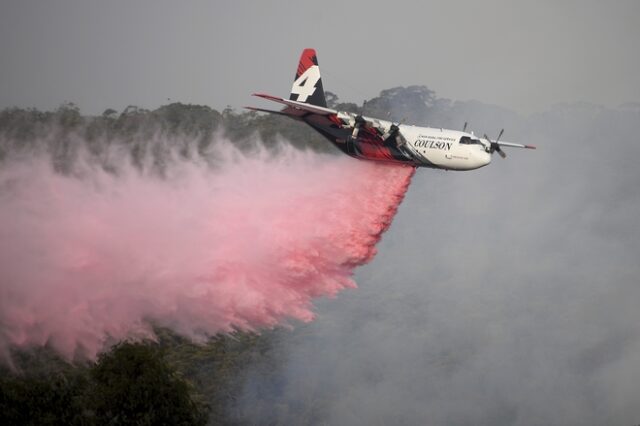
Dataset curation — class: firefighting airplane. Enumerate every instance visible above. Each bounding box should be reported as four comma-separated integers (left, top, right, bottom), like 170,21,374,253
248,49,535,171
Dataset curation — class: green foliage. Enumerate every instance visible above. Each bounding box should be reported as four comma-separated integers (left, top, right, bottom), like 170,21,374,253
90,342,208,426
0,341,209,426
155,329,283,425
0,330,290,425
0,369,92,425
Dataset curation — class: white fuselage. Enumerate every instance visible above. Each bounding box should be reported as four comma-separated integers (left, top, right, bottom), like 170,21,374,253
335,110,493,171
399,125,492,170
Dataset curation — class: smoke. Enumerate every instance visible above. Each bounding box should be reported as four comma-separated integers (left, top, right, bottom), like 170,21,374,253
0,138,414,361
236,103,640,425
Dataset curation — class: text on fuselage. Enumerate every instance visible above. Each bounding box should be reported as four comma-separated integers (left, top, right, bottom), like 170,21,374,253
414,135,456,151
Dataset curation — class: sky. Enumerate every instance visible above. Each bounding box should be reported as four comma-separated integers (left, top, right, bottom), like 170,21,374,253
1,0,639,115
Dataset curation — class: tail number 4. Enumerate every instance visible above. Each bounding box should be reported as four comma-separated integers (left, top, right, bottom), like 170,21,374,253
291,66,320,102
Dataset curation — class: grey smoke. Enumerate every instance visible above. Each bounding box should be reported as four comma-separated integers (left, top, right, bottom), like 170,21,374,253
236,101,640,425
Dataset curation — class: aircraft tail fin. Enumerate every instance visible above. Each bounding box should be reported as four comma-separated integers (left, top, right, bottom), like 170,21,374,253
289,48,327,108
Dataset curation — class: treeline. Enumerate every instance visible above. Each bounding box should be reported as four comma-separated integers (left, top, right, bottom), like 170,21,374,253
0,100,332,170
0,329,288,425
1,338,209,425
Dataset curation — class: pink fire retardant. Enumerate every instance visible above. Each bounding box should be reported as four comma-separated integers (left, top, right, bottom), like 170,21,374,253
0,142,414,361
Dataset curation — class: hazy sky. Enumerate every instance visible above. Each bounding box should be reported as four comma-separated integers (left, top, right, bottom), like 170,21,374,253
1,0,639,115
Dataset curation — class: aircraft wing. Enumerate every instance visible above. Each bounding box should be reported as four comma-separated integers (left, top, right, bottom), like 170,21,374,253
244,106,293,117
250,93,338,116
497,141,537,149
248,93,385,133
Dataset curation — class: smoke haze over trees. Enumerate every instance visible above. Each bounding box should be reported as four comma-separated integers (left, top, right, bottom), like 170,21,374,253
1,86,640,425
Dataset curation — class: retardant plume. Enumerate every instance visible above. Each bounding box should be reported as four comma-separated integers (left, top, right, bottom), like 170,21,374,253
0,140,414,362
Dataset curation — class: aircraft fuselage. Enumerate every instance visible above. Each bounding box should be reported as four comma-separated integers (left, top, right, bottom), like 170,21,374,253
305,111,492,171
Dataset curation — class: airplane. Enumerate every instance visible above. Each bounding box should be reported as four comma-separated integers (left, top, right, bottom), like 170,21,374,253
247,48,535,171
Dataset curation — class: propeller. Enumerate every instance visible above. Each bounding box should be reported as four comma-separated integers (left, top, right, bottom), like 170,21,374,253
386,117,408,147
462,122,468,132
484,129,507,159
351,114,366,139
346,100,367,139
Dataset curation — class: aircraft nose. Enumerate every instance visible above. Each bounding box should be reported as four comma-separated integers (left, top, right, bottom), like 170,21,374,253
481,150,491,165
473,148,491,168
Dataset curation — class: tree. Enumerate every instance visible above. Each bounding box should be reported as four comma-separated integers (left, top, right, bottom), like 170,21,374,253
90,342,208,426
366,85,436,124
0,369,92,425
0,341,209,426
324,91,339,108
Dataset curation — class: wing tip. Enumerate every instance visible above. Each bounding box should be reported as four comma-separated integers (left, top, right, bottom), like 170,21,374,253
252,93,282,101
244,105,291,116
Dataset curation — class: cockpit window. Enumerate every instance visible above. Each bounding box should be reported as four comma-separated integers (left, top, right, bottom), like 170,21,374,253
459,136,483,145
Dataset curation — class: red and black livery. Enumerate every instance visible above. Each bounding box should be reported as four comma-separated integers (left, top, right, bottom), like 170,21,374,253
248,49,417,166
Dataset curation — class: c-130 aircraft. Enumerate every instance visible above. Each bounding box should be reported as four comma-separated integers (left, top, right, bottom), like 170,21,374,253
248,49,535,171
